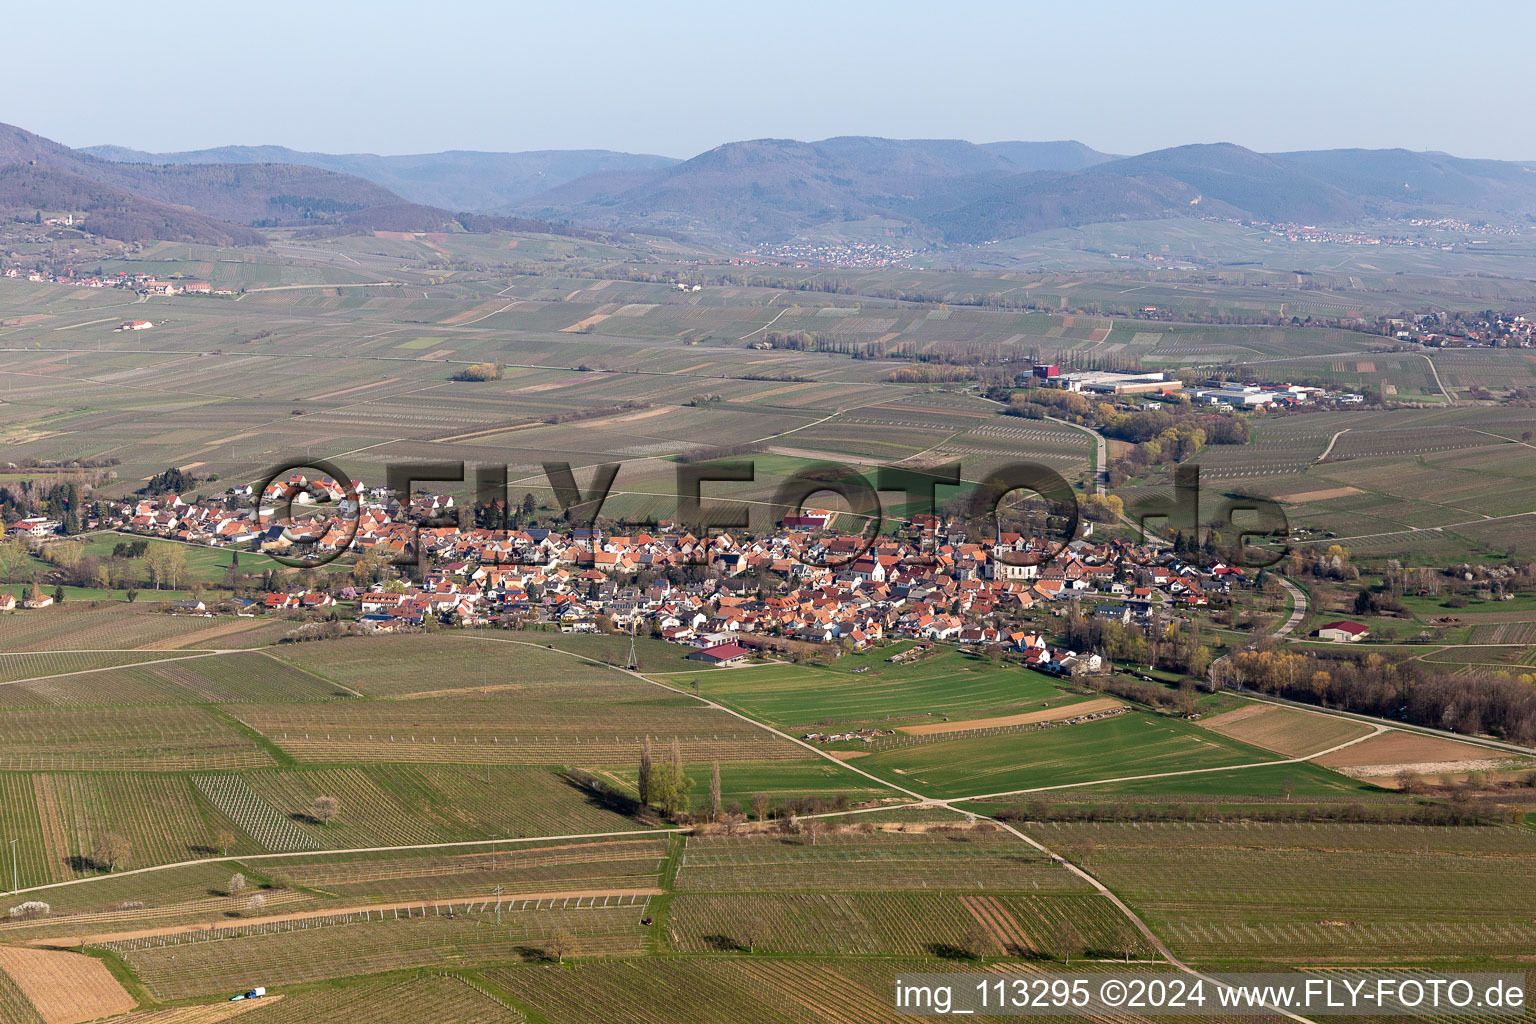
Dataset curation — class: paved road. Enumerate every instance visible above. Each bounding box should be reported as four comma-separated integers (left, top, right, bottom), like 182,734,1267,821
1047,415,1107,495
1273,575,1308,637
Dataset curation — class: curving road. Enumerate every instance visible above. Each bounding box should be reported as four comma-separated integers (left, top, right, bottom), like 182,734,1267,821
1046,415,1108,495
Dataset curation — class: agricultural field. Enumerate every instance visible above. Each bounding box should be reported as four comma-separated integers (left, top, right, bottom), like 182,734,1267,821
0,649,206,685
0,705,271,771
0,945,136,1024
235,764,646,846
204,975,518,1024
111,899,651,1000
1197,704,1375,757
230,689,803,766
1033,821,1536,963
0,608,272,653
249,835,671,904
853,711,1277,798
694,649,1084,732
673,830,1089,893
267,635,636,696
665,891,1125,957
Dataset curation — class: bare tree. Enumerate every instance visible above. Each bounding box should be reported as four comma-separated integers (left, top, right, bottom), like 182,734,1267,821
92,833,130,873
750,792,770,822
547,927,575,964
964,920,998,962
708,762,722,821
1051,919,1084,966
310,795,340,825
740,915,763,954
1074,837,1097,867
1113,921,1141,962
801,819,826,846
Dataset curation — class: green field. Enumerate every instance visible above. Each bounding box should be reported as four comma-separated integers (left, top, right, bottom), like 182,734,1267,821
854,711,1277,798
696,649,1080,732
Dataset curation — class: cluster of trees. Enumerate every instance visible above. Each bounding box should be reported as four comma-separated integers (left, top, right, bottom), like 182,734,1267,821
468,493,541,532
452,362,504,382
541,400,648,425
1078,493,1124,523
637,737,693,819
886,365,976,383
140,467,205,497
995,797,1515,826
2,456,119,471
760,330,821,350
1227,646,1536,744
1288,544,1357,581
674,443,766,465
10,536,191,593
1004,389,1094,422
1064,603,1213,680
0,480,93,533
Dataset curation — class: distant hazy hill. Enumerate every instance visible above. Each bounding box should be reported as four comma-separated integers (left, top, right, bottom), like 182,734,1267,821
0,123,400,227
905,169,1243,244
981,140,1118,172
513,136,1031,241
83,143,679,212
0,164,266,245
1094,144,1365,223
517,136,1536,245
1273,147,1536,212
17,122,1536,250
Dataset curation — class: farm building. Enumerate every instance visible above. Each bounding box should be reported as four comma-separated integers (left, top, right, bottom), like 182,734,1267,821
1054,369,1183,395
1314,620,1369,642
117,319,153,331
686,643,751,666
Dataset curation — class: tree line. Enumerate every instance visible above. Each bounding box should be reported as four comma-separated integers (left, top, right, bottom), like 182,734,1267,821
1227,646,1536,745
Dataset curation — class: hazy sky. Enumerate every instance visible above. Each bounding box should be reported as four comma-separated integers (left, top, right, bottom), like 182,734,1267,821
11,1,1534,160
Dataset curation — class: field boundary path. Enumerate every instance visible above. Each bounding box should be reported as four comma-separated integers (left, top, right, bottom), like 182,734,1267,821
9,827,683,899
1314,427,1350,462
24,888,663,948
1422,353,1453,402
